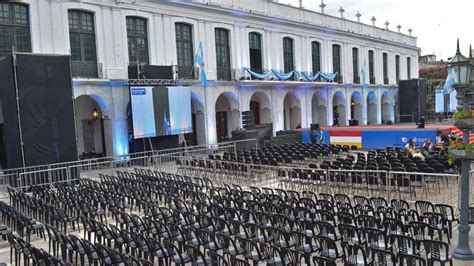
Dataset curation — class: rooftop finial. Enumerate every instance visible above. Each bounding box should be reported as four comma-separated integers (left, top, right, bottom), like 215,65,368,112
298,0,303,8
355,11,361,22
319,0,326,14
408,28,413,36
338,6,345,18
384,21,389,30
456,38,460,54
470,44,472,58
396,24,402,33
370,16,376,26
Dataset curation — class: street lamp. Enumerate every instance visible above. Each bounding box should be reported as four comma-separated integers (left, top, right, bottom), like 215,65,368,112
450,39,474,260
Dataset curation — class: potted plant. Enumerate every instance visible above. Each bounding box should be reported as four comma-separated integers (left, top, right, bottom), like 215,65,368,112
453,108,473,129
448,139,474,164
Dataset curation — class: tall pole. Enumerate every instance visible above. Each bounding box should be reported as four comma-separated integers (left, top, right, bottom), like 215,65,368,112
453,84,474,260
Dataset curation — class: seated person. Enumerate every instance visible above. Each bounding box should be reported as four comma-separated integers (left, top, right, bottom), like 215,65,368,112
416,116,425,129
412,149,425,161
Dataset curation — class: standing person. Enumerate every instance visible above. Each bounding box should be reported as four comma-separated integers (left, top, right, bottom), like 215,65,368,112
333,108,340,127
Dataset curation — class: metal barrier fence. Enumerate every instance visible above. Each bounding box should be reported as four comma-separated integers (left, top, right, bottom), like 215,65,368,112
0,139,258,196
159,155,461,206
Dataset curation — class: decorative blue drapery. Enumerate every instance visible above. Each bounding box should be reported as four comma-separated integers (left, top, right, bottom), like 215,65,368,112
301,71,320,82
319,72,338,82
271,69,294,80
243,67,273,79
243,67,337,82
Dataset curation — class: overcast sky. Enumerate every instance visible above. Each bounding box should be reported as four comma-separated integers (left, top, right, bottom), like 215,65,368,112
280,0,474,60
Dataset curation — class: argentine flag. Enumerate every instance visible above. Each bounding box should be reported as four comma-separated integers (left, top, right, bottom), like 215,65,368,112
442,68,456,96
195,42,208,88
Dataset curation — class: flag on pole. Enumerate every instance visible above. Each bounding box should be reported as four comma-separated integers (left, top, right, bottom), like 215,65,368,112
195,42,207,88
360,60,367,86
442,69,456,96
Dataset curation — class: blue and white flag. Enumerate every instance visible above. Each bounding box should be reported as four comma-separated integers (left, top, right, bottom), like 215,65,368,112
442,69,456,96
195,42,207,88
361,60,367,86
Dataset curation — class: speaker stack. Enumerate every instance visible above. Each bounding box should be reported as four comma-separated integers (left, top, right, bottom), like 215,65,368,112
242,111,255,130
399,79,427,123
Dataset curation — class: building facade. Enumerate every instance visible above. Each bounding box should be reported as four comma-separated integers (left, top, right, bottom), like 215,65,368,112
0,0,420,157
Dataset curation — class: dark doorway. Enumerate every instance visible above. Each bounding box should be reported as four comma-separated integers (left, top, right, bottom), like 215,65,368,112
184,113,197,146
250,101,261,125
216,111,228,142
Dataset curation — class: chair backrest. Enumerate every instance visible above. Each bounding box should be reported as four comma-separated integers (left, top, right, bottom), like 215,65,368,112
230,257,250,266
422,239,449,261
312,255,337,266
399,254,426,266
185,244,207,265
207,250,229,266
342,243,368,265
371,247,396,265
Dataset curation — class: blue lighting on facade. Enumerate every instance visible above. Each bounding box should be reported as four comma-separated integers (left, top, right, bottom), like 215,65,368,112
113,119,129,157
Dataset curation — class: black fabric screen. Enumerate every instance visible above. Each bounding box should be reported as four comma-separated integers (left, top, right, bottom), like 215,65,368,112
0,55,22,169
399,79,427,122
15,54,77,166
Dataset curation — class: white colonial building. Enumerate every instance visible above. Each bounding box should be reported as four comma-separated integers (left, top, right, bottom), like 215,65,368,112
0,0,419,157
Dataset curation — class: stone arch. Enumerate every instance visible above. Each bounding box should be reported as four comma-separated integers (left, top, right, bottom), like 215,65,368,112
215,91,240,142
311,91,327,126
332,91,346,126
249,91,272,124
350,91,363,123
74,95,106,158
367,91,378,125
283,91,301,130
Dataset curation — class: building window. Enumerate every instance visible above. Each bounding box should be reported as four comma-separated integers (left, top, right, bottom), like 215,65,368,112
283,37,294,73
175,22,194,79
368,50,375,84
215,28,231,81
0,3,31,57
312,41,321,75
126,17,149,65
383,52,388,84
249,32,262,73
395,55,400,83
68,10,98,78
332,44,342,82
407,57,411,79
352,47,359,84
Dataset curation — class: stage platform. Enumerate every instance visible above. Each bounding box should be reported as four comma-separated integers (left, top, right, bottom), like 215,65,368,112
301,123,455,149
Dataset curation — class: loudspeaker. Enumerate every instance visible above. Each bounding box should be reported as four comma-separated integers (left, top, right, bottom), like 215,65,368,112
349,120,359,126
0,54,78,169
128,65,174,79
399,79,427,123
310,123,320,130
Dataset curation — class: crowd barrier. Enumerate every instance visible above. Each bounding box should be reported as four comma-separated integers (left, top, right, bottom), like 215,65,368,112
169,155,460,205
0,139,258,196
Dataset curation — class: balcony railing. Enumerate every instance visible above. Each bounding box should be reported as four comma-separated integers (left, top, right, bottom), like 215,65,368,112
176,65,197,80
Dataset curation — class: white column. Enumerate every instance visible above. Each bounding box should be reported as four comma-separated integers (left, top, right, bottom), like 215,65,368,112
376,90,382,124
272,90,284,134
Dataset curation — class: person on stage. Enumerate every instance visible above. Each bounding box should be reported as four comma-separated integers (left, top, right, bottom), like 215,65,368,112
416,116,425,129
